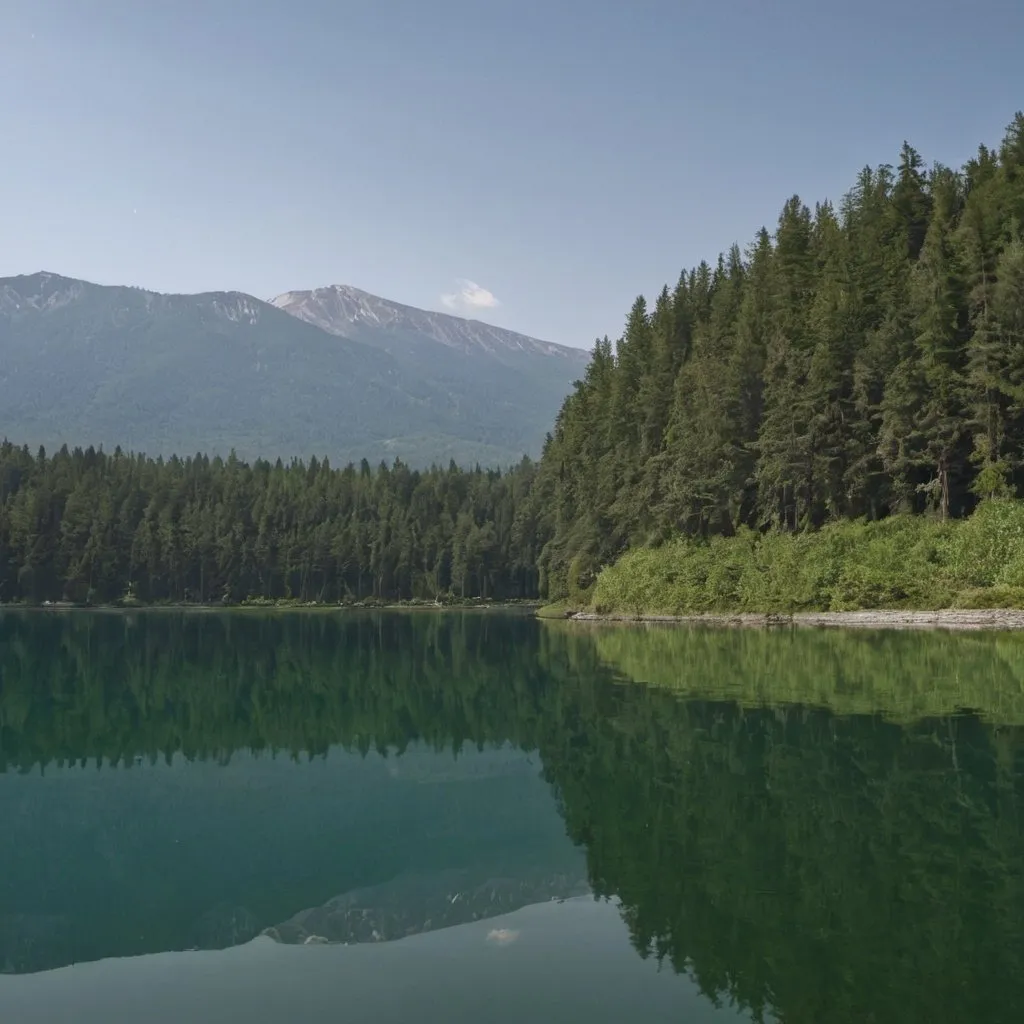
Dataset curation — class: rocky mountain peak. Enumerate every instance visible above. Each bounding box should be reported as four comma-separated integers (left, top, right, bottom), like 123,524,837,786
270,284,586,362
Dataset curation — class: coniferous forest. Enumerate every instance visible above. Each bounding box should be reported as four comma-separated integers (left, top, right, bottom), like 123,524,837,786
1,113,1023,606
529,113,1024,599
0,446,540,604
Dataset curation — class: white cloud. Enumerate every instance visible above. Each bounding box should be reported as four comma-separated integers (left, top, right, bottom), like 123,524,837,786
486,928,520,946
440,278,500,313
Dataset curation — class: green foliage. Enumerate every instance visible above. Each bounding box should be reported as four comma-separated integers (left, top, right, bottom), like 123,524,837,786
939,498,1024,586
996,548,1024,587
535,602,574,619
952,585,1024,609
591,502,1024,614
0,442,541,605
565,552,598,606
533,113,1024,597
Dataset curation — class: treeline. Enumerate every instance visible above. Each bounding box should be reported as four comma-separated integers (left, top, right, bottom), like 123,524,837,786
527,113,1024,599
0,442,541,604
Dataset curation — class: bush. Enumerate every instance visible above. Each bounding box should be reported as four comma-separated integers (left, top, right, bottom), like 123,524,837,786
941,500,1024,587
952,586,1024,609
589,502,1024,616
995,549,1024,588
567,552,599,606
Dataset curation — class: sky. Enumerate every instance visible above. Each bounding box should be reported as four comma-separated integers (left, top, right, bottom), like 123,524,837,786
2,0,1022,349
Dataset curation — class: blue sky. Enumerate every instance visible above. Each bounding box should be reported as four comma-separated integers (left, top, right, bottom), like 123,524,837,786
2,0,1022,348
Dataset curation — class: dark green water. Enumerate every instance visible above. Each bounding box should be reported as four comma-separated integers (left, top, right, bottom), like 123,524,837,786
1,611,1023,1023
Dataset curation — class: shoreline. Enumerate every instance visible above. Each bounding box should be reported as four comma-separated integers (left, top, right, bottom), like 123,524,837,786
563,608,1024,632
0,601,541,616
6,603,1024,631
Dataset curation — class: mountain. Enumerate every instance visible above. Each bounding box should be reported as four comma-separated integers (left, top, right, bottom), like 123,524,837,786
270,283,590,455
0,273,589,466
271,284,576,361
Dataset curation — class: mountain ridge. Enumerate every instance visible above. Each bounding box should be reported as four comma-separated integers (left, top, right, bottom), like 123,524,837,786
270,283,584,363
0,271,586,467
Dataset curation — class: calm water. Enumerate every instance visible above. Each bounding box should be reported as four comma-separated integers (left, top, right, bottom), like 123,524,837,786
1,611,1023,1023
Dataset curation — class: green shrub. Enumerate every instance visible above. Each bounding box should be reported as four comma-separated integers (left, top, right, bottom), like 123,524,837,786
995,549,1024,588
941,500,1024,587
589,502,1024,616
567,552,600,606
952,586,1024,609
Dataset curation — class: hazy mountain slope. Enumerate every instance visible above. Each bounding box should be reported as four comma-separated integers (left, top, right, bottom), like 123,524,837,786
270,284,580,363
271,285,590,450
0,273,586,466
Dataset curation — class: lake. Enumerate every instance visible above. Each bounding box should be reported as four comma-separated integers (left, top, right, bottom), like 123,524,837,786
1,610,1022,1022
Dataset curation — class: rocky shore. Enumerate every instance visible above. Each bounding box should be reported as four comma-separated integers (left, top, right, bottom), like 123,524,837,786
567,609,1024,631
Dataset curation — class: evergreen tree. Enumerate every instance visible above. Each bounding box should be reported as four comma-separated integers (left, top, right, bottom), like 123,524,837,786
527,112,1024,596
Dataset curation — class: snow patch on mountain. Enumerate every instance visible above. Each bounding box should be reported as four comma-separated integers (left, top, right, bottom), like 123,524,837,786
270,284,585,362
0,272,86,315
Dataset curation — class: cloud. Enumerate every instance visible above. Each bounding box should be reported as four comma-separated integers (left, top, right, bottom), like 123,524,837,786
486,928,520,946
440,279,500,313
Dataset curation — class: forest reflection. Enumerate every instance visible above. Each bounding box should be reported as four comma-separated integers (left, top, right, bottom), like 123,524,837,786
1,610,1022,1022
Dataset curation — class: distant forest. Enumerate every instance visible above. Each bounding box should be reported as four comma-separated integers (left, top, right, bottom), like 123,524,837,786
1,112,1023,604
0,444,540,604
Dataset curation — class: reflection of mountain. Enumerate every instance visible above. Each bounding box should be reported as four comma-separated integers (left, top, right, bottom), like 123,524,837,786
2,611,1024,1021
263,869,589,946
0,899,728,1024
0,915,71,977
0,739,584,974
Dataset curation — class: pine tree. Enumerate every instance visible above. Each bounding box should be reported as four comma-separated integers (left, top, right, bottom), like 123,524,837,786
755,196,817,528
880,167,969,518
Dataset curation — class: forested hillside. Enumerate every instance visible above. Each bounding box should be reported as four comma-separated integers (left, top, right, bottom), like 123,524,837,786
526,113,1024,598
0,442,539,604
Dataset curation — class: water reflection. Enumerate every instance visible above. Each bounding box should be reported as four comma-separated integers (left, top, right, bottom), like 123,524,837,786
0,899,745,1024
1,611,1023,1023
0,740,585,972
